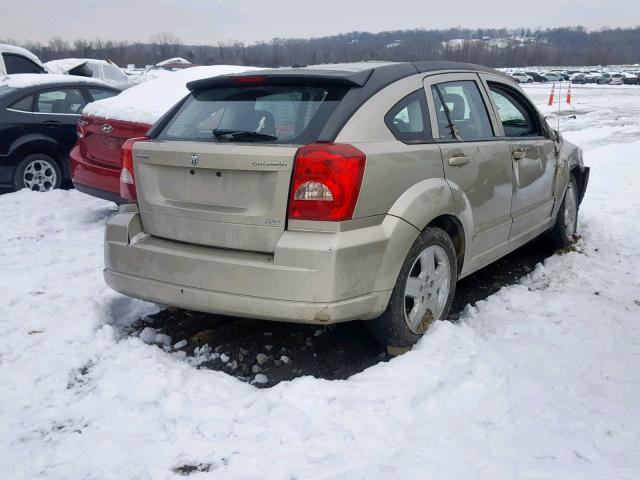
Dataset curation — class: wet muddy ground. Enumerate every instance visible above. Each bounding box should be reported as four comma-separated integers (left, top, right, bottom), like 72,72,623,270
130,236,558,388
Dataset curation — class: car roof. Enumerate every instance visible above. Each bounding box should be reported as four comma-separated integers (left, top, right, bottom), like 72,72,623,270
0,73,113,91
187,61,507,91
0,74,117,105
0,44,45,68
148,61,511,143
44,58,114,74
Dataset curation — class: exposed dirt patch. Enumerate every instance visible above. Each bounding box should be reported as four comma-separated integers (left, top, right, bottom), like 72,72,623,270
131,236,558,387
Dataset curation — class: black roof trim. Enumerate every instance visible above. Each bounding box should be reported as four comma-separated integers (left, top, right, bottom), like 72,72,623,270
187,69,374,91
413,61,500,75
316,62,419,141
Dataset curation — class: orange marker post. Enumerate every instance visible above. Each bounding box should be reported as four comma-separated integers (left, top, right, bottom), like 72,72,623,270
548,84,555,106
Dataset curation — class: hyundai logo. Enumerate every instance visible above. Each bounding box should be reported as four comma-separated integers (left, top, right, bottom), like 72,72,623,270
101,124,113,134
190,153,199,166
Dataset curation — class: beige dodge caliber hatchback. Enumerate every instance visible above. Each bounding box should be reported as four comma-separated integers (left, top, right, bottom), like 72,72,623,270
105,62,589,346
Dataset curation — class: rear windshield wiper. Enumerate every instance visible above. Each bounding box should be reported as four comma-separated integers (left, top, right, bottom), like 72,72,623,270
212,129,277,142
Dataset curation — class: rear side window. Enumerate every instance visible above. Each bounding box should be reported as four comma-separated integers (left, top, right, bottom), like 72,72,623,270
384,89,431,143
159,84,348,144
431,80,493,141
88,88,118,101
3,53,44,74
36,89,86,114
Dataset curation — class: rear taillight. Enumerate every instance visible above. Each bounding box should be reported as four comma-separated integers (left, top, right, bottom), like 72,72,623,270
77,118,89,138
119,136,149,202
288,143,366,221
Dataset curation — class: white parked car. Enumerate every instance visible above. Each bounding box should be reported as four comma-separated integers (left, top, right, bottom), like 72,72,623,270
609,73,624,85
0,44,46,77
510,72,533,83
45,58,131,89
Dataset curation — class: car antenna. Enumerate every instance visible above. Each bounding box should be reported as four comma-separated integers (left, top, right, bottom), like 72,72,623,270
557,81,562,134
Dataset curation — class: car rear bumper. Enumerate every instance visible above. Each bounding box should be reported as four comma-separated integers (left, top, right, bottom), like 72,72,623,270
104,269,387,324
104,209,418,324
74,182,126,204
70,145,122,201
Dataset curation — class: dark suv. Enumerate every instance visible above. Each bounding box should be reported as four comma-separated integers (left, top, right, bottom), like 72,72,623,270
0,74,119,191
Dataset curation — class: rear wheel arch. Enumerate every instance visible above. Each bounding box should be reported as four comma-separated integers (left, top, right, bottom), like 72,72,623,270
387,177,474,276
426,214,465,275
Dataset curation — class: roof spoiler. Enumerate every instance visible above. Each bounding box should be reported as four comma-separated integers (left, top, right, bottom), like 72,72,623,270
186,68,373,91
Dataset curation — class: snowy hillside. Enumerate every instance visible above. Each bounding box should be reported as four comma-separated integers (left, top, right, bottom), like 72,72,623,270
1,84,639,479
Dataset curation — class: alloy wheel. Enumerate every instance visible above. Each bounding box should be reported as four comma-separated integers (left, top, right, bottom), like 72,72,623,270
564,182,577,238
23,159,58,192
403,245,451,334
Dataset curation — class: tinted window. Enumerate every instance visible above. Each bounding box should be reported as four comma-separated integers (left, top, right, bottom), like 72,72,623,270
36,89,86,114
160,84,347,144
88,88,118,101
3,53,44,74
431,80,493,141
489,84,541,137
102,64,127,82
384,89,431,143
9,95,34,112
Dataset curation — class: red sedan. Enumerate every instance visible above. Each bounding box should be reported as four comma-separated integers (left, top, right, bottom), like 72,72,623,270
70,65,258,203
71,117,149,203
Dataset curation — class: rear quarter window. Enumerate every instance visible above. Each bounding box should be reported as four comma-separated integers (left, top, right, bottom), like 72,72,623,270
384,89,431,143
158,84,348,144
9,95,34,112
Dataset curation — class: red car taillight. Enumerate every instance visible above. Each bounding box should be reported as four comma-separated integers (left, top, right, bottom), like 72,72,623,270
288,143,366,221
119,136,149,202
77,118,89,138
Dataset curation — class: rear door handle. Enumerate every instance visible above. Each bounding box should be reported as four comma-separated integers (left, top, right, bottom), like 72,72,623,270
448,155,471,166
43,120,62,128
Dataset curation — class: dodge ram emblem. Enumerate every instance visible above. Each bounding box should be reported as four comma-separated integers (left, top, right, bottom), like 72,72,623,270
101,124,113,134
191,153,199,166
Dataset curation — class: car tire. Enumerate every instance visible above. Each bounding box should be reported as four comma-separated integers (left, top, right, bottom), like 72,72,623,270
366,227,457,347
12,153,62,192
548,174,579,249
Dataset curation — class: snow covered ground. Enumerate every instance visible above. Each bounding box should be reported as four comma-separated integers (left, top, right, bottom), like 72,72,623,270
1,85,639,479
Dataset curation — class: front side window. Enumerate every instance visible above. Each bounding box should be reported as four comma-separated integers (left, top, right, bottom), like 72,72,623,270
88,88,118,101
36,88,86,114
431,80,493,141
3,53,44,74
489,84,541,137
384,89,431,143
160,84,347,144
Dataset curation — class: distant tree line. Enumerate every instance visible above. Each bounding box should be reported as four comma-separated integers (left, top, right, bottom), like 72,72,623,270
4,26,640,68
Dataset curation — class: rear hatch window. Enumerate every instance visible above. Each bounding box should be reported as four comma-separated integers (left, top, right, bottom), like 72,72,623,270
157,84,348,145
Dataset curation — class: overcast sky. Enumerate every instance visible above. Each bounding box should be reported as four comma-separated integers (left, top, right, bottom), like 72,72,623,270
1,0,638,44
